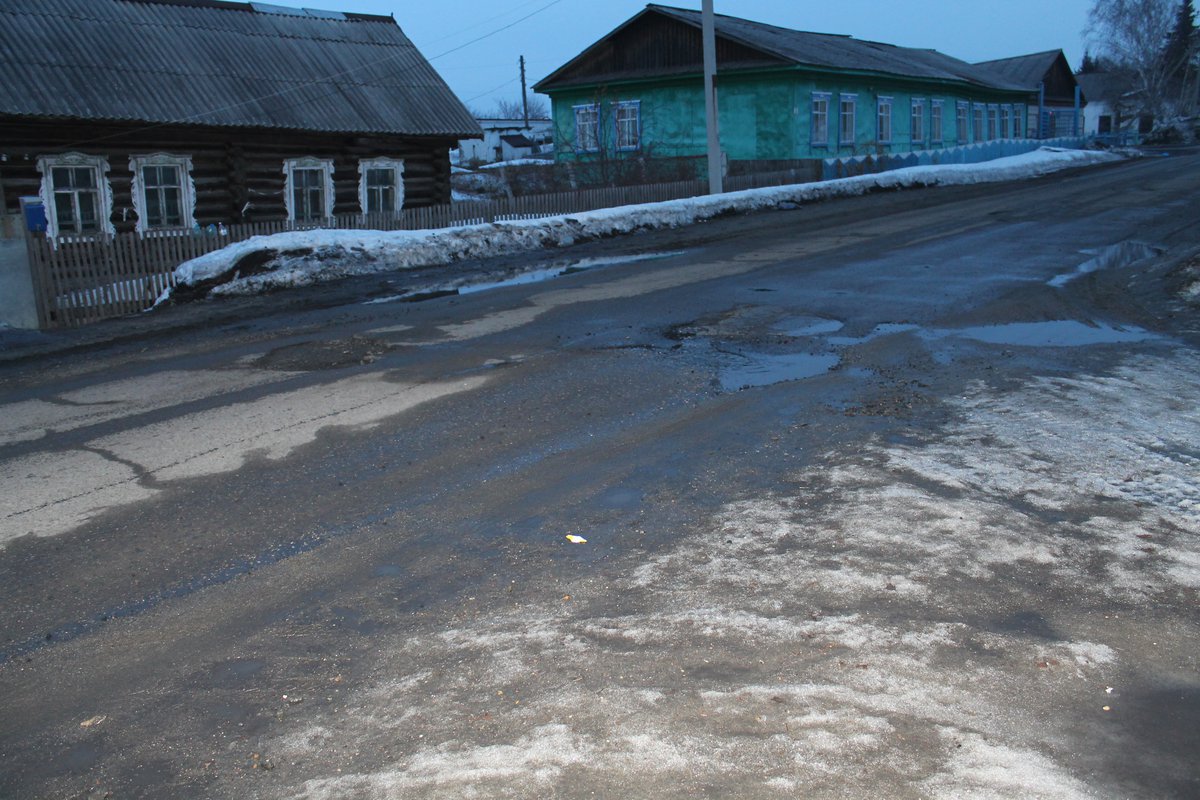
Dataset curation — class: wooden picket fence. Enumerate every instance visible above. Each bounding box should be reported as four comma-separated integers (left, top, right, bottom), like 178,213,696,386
25,167,816,329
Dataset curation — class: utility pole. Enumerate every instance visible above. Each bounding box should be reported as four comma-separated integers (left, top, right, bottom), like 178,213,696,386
702,0,723,194
520,55,529,128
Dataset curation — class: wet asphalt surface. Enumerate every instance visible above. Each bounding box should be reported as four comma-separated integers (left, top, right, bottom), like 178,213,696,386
0,153,1198,799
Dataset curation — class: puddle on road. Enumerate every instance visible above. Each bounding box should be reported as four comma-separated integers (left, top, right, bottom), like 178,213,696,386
828,323,921,346
1049,241,1164,288
366,251,685,305
945,320,1158,347
720,352,841,391
776,316,845,337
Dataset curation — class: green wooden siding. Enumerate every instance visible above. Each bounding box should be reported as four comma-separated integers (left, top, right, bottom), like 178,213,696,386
547,68,1031,164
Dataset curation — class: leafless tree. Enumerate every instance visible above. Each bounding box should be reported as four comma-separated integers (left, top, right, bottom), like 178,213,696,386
1086,0,1195,125
491,96,550,120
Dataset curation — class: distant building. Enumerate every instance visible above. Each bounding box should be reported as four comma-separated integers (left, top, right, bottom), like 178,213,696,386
1075,72,1146,140
534,4,1037,175
974,51,1085,138
0,0,481,240
458,119,555,165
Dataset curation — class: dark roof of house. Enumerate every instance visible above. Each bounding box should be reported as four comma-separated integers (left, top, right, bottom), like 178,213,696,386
537,4,1031,93
0,0,481,137
974,50,1064,89
1074,72,1130,102
499,134,535,148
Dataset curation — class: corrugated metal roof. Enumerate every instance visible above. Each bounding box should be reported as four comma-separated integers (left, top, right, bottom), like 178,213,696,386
974,51,1063,90
0,0,482,137
538,4,1031,94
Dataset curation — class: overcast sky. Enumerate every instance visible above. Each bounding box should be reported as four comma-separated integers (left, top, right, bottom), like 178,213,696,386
312,0,1096,112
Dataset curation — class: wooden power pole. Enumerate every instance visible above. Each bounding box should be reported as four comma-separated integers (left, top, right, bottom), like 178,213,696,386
702,0,723,194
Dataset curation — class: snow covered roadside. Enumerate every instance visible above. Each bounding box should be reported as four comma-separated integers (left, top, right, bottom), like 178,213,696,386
169,147,1122,301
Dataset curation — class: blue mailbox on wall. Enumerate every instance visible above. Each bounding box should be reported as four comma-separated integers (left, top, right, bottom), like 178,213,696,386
19,197,46,233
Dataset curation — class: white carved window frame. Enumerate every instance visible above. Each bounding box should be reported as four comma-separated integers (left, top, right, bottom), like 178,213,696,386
283,157,335,222
36,152,115,240
357,157,405,215
129,153,197,234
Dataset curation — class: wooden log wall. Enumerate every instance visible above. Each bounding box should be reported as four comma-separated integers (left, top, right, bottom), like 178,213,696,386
0,119,455,234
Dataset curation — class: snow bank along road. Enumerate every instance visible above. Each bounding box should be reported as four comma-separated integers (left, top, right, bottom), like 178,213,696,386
0,152,1198,799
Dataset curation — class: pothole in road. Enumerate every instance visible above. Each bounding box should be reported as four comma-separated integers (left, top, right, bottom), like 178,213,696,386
944,320,1159,347
366,251,686,305
255,336,393,371
1049,241,1164,288
719,351,841,391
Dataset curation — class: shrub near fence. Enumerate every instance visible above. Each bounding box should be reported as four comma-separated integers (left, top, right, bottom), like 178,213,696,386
23,159,861,328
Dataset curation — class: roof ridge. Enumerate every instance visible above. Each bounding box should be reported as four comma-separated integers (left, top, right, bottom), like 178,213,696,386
118,0,395,24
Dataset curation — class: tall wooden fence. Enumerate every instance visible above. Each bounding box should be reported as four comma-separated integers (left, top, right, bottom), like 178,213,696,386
25,167,817,329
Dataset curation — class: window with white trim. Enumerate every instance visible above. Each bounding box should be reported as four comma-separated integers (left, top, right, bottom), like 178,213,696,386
877,97,893,144
956,101,969,143
574,104,600,152
911,98,926,146
614,101,641,151
1013,105,1024,137
130,153,195,233
987,105,999,140
811,93,830,146
283,157,334,222
931,100,944,143
358,157,404,215
973,104,985,143
839,94,857,147
37,153,114,238
1001,105,1012,139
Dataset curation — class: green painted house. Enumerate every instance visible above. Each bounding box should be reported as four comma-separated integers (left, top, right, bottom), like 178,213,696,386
534,5,1037,175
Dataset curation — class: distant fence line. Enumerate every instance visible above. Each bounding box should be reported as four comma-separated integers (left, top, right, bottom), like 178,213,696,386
23,138,1081,329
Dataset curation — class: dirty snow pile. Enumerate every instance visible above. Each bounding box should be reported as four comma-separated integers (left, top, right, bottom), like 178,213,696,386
250,348,1198,800
171,147,1121,300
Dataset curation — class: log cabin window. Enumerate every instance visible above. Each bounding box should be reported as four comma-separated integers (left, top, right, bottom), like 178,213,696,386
36,153,114,239
574,104,600,153
811,93,831,147
283,157,334,222
130,154,196,233
956,101,970,144
910,98,926,146
614,101,641,151
358,158,405,215
931,100,944,144
876,97,893,144
838,94,857,147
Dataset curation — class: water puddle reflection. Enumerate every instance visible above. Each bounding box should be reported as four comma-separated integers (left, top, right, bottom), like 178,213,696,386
720,352,840,391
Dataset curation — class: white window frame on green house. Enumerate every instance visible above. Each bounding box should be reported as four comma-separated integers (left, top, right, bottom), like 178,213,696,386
614,101,641,151
877,96,893,144
838,93,857,148
37,152,115,239
129,153,195,234
987,104,999,140
973,103,986,143
358,157,405,216
931,100,944,144
573,104,600,153
283,157,335,223
811,92,831,147
1014,104,1024,137
1000,105,1011,139
956,101,970,144
910,98,926,147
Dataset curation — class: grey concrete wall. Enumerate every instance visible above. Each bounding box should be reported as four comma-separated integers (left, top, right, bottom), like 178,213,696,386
0,218,40,329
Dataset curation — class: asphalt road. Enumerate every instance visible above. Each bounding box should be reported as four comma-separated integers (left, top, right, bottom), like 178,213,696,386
1,153,1198,799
